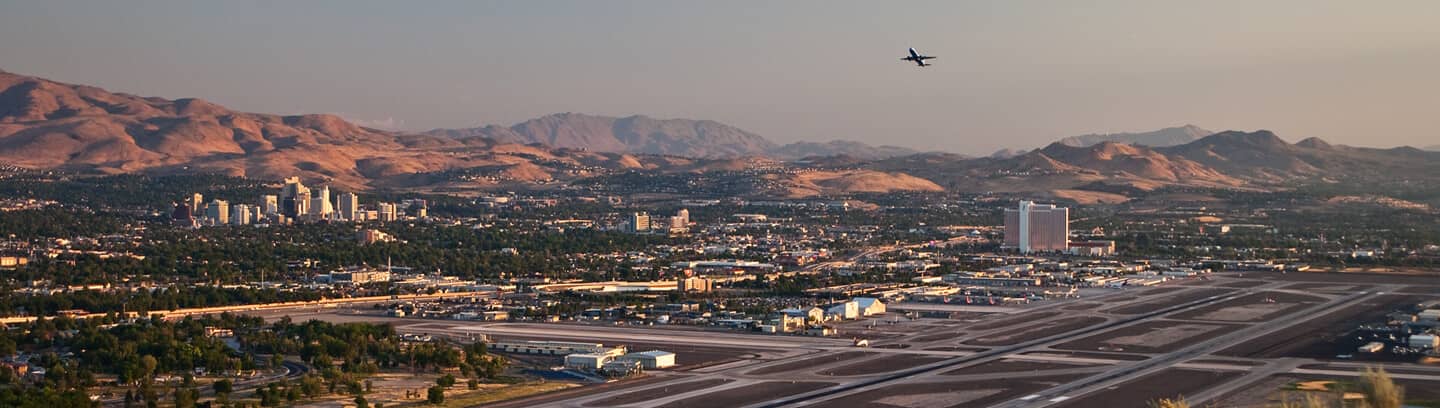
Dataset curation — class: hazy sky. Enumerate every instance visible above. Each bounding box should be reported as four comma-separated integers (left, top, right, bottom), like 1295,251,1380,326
3,1,1438,154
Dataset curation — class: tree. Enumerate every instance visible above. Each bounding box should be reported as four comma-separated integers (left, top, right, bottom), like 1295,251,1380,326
1358,367,1402,408
437,374,456,388
427,385,445,404
173,386,197,408
354,395,369,408
213,379,233,395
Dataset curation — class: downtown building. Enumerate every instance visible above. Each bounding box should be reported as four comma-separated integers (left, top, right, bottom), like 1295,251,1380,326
1003,201,1070,253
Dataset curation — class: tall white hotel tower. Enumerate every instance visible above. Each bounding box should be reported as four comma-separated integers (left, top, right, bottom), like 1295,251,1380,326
1004,201,1070,253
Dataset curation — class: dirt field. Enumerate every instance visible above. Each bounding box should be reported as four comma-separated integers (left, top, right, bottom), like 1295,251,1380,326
1056,321,1242,353
745,351,876,375
655,381,835,408
964,316,1109,346
806,374,1087,408
942,359,1100,375
817,354,950,376
968,311,1063,331
583,378,734,407
1169,291,1326,322
1051,369,1241,408
1218,294,1423,358
1104,288,1230,315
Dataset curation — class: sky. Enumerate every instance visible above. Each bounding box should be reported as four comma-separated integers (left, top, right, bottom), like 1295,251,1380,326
2,1,1438,154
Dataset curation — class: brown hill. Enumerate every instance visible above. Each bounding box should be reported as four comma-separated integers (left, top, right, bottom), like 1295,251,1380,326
0,70,947,197
426,113,777,158
1057,124,1213,147
1036,141,1242,186
0,70,662,190
1157,130,1320,181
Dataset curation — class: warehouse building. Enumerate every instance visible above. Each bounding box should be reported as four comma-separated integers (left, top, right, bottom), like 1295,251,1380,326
491,340,607,355
826,301,859,321
623,350,677,369
564,353,612,370
854,297,886,316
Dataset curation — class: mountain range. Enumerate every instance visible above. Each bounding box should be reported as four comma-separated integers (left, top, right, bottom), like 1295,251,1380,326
4,68,1439,202
425,114,921,160
0,69,935,197
1056,125,1214,147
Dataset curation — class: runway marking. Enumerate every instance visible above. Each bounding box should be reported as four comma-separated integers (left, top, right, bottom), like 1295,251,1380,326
1049,396,1071,402
1020,394,1040,400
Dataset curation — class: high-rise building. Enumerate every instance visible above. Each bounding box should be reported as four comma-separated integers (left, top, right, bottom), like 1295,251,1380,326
1004,201,1070,253
206,199,230,226
675,208,690,226
281,176,310,218
190,193,204,215
261,195,279,216
377,202,398,222
231,204,253,226
338,192,358,221
626,212,651,233
294,190,311,218
312,185,334,218
679,276,713,293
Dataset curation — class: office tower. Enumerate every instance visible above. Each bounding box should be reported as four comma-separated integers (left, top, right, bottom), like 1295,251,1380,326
312,185,334,218
1004,201,1070,253
261,195,279,216
231,204,253,226
377,202,398,222
206,199,230,226
295,190,311,217
338,192,358,221
675,208,690,226
627,212,651,233
190,193,204,215
281,176,310,217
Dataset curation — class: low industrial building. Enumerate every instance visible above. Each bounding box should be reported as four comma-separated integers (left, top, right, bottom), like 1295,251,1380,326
854,297,886,316
491,340,606,355
781,307,825,323
564,353,612,370
623,350,676,369
826,301,859,321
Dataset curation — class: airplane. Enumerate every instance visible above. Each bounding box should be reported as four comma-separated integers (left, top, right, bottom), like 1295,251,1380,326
901,47,936,67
